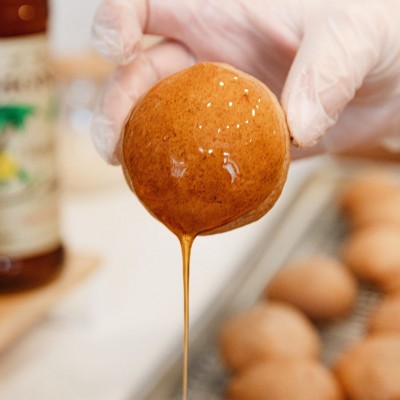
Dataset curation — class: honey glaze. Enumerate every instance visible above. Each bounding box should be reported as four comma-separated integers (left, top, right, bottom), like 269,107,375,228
180,234,193,400
121,63,290,399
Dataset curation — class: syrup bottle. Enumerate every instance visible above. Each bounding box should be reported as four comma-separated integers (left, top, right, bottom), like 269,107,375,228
0,0,64,292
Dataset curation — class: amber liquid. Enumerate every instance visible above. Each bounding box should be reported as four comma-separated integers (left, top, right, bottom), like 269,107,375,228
179,234,194,400
0,246,64,293
0,0,49,37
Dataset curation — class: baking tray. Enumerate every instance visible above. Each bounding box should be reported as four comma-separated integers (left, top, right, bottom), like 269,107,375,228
132,159,387,400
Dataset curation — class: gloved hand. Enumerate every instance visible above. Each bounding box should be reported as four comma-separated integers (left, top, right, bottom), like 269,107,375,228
91,0,400,164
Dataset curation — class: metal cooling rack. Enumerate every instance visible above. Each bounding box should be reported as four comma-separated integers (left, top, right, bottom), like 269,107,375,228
133,160,388,400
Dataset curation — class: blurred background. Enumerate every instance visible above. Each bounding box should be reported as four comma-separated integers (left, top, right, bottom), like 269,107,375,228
51,0,98,55
51,0,124,192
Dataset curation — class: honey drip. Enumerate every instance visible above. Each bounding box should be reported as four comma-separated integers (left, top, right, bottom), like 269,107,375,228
180,234,194,400
121,63,290,400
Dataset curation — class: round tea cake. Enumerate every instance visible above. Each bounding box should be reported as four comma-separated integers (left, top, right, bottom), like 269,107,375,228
122,62,290,236
218,302,320,372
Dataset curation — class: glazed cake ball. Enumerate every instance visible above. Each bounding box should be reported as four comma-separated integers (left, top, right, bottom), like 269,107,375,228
265,255,357,321
121,62,290,237
218,302,320,372
334,334,400,400
227,359,343,400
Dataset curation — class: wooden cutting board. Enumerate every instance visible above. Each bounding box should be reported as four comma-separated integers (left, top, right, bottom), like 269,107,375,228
0,253,99,353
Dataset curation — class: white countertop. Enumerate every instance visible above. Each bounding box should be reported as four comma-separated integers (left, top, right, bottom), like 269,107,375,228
0,155,325,400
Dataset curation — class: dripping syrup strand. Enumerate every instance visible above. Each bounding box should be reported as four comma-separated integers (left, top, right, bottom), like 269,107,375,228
180,234,194,400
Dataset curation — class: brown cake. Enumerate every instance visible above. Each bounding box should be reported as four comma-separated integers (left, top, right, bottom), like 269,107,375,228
218,302,320,372
227,359,343,400
121,62,290,237
368,295,400,334
342,225,400,292
340,169,398,223
334,334,400,400
265,255,357,321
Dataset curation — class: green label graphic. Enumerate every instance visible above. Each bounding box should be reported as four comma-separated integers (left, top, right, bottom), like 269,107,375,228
0,105,35,184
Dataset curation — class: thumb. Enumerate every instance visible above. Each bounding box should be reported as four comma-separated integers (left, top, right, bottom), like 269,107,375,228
92,0,194,65
281,4,382,148
92,0,148,65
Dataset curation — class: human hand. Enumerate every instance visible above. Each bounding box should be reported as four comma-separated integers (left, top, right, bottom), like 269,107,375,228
91,0,400,164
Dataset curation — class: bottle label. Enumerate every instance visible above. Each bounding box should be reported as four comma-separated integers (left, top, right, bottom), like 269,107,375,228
0,34,61,258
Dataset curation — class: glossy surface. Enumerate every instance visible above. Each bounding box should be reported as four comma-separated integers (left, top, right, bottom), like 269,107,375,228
122,63,290,237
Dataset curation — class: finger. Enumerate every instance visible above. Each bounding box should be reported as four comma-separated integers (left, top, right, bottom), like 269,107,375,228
290,142,325,160
92,0,147,65
91,40,195,164
146,0,197,38
281,3,383,148
92,0,193,65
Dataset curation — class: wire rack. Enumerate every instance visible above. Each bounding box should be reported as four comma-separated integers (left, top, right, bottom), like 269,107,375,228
134,161,385,400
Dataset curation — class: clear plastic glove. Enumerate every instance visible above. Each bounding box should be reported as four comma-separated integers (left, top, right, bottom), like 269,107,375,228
91,0,400,164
